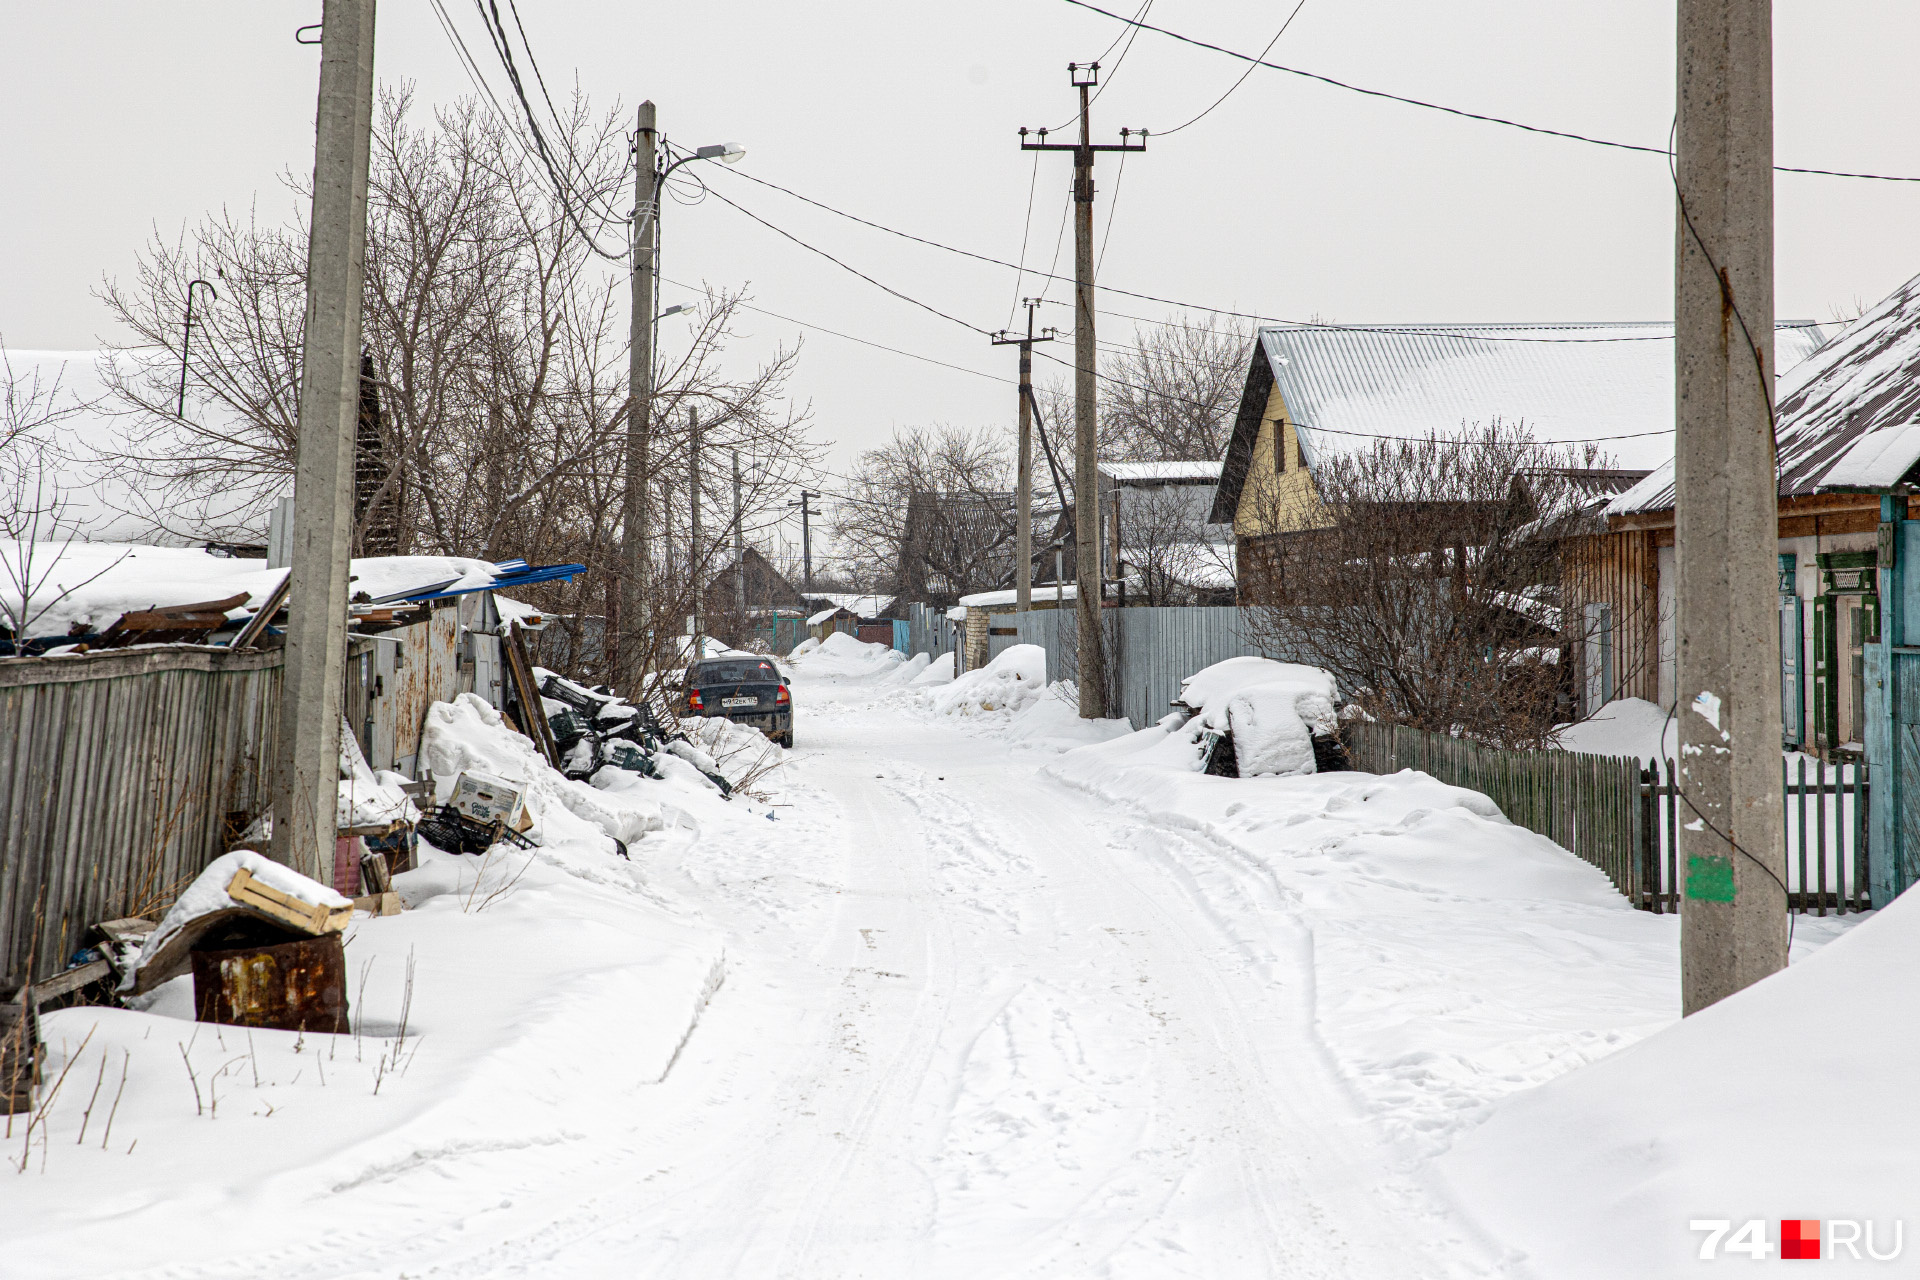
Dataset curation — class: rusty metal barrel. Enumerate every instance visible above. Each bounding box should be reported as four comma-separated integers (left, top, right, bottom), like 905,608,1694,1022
191,933,350,1034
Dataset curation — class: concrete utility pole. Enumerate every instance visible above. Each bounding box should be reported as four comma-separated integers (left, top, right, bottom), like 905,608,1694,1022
991,299,1056,612
621,100,659,693
1021,63,1144,718
732,450,747,622
789,490,820,592
1675,0,1787,1013
273,0,376,883
688,406,702,643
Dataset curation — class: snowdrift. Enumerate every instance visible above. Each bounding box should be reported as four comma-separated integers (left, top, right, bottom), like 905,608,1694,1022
919,643,1047,719
785,630,903,678
5,691,744,1278
1044,720,1687,1161
1440,889,1920,1279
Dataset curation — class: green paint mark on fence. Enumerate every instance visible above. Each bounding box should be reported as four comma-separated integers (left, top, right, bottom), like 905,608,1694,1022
1686,855,1736,902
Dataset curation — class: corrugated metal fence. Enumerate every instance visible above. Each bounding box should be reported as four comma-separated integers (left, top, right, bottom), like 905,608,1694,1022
0,647,282,993
1003,606,1290,727
907,603,960,668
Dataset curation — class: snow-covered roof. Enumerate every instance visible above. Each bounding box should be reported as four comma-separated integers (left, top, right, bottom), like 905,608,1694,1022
1215,321,1827,524
807,592,894,618
1817,422,1920,491
1613,272,1920,513
1101,460,1223,483
956,584,1079,610
806,605,852,625
0,540,576,642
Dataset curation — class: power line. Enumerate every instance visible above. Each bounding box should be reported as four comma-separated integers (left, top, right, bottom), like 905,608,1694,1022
467,0,629,260
655,272,1013,386
704,165,1825,343
697,183,993,336
1154,0,1310,137
1055,0,1920,182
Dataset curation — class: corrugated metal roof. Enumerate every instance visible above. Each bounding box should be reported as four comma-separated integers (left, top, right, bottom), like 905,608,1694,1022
1100,460,1223,483
1263,322,1828,476
1610,271,1920,515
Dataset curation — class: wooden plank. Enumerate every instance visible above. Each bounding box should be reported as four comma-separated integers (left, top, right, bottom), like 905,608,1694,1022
227,867,351,936
28,959,112,1005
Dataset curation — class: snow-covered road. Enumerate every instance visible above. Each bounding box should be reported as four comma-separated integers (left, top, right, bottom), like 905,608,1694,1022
426,676,1501,1279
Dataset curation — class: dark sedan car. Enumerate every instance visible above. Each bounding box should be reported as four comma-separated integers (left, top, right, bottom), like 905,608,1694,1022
681,657,793,747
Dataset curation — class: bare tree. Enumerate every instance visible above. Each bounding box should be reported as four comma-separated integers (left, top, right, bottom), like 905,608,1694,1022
1099,314,1253,463
1115,482,1235,606
0,344,129,649
90,87,818,693
828,425,1017,601
1243,421,1627,748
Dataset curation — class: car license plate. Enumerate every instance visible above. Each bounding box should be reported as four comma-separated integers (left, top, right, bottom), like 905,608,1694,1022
721,696,757,708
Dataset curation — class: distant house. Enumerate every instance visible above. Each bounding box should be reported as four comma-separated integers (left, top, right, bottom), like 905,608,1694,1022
1208,321,1828,604
703,546,806,616
806,604,859,642
1592,270,1920,757
1097,460,1233,605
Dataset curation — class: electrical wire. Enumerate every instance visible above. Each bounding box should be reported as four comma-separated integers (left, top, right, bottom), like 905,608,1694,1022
1008,152,1042,329
1154,0,1309,137
1095,151,1124,275
1055,0,1920,182
470,0,629,260
654,272,1013,387
705,164,1826,343
697,183,993,337
503,0,625,223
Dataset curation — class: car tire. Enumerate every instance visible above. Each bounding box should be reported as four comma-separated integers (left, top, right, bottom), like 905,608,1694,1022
779,729,794,748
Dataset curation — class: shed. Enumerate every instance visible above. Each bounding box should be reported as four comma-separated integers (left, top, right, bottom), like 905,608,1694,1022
806,605,859,642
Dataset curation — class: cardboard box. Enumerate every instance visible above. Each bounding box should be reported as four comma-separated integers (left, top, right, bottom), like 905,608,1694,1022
448,770,528,830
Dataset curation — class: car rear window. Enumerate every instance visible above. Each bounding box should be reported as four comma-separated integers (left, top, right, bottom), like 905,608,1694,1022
693,660,779,684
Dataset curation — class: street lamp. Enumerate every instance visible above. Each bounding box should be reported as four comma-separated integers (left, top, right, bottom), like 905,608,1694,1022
177,278,217,420
620,104,747,692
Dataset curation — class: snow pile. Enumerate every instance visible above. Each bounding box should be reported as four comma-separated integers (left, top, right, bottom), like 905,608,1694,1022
787,635,822,659
909,651,955,686
880,651,932,685
1044,725,1695,1160
785,630,903,678
1179,656,1340,777
339,721,420,828
419,693,673,850
1551,696,1676,762
1442,890,1920,1279
1005,682,1134,751
920,643,1047,720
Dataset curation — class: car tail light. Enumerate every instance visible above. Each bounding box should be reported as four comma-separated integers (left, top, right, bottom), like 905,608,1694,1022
776,686,789,703
688,690,704,710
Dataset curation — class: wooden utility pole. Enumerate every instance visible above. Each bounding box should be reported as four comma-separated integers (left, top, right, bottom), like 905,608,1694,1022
273,0,375,882
620,101,659,693
688,406,702,643
992,299,1056,612
789,490,820,592
1675,0,1786,1013
733,450,747,624
1021,63,1144,717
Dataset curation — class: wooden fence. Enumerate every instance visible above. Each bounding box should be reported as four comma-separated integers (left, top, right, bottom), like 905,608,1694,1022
1344,722,1870,914
0,646,283,994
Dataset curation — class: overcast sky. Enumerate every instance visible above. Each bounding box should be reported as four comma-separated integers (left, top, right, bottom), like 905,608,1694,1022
5,0,1918,542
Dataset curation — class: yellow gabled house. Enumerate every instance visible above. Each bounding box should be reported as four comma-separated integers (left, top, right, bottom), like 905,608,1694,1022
1207,320,1827,603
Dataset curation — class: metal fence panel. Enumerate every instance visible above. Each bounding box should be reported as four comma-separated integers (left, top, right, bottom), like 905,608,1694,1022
0,646,283,993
